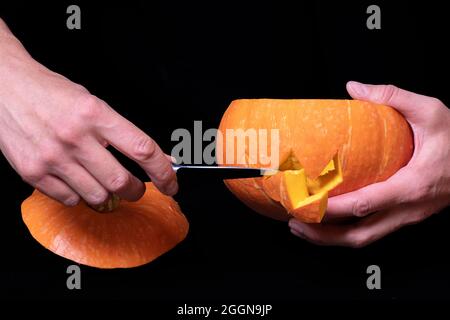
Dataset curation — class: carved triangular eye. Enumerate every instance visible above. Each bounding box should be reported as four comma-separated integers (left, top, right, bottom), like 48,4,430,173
278,152,303,171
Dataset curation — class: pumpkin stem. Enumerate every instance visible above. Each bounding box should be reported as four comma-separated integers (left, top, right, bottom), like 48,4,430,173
90,194,121,213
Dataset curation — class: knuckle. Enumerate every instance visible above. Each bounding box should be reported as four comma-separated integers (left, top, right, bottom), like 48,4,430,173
429,97,445,110
55,125,82,146
379,84,399,105
108,172,131,193
153,168,173,182
39,147,61,167
132,136,157,162
19,162,46,184
72,83,90,95
75,94,104,122
54,95,103,145
352,199,371,217
426,98,447,123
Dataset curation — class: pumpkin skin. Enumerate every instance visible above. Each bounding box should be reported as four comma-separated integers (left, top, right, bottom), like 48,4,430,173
217,99,413,222
21,183,189,268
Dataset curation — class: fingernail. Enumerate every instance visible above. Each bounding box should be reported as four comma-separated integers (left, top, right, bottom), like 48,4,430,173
288,219,301,230
348,81,368,97
288,219,304,233
64,196,80,207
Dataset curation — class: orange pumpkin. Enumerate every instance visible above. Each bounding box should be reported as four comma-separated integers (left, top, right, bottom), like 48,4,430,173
217,99,413,222
21,182,189,268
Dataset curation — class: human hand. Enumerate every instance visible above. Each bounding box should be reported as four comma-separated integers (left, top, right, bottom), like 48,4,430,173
289,81,450,247
0,23,177,206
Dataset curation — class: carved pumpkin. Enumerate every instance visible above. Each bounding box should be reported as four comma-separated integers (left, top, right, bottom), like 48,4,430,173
21,183,189,268
217,99,413,222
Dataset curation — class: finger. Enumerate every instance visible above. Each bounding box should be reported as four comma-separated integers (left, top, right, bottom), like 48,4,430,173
290,227,306,240
346,81,435,122
76,140,146,201
289,203,431,248
325,168,412,219
98,112,178,196
33,175,80,206
51,163,109,206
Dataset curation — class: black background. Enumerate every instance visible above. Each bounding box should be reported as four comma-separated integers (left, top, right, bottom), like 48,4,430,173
0,0,449,308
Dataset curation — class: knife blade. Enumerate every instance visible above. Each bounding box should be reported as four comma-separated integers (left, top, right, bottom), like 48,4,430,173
172,164,278,179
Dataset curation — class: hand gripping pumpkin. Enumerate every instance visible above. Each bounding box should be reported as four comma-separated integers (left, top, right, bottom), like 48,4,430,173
217,99,413,222
21,183,189,268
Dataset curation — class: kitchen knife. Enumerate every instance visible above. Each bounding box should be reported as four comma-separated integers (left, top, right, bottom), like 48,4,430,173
172,164,278,179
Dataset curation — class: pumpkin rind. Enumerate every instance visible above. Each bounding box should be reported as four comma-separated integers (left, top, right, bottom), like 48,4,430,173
218,99,413,222
21,183,189,268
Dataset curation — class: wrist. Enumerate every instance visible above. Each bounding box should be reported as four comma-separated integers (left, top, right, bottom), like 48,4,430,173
0,37,33,70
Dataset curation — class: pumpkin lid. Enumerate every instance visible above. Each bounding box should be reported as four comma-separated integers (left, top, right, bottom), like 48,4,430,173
21,183,189,268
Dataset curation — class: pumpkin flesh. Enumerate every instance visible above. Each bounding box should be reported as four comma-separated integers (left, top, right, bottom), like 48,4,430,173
261,154,342,222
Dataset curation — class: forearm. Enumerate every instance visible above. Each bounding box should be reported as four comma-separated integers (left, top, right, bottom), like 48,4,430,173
0,17,53,114
0,17,13,37
0,18,36,77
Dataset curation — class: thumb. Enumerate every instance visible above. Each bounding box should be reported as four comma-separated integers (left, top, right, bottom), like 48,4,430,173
346,81,434,123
